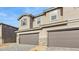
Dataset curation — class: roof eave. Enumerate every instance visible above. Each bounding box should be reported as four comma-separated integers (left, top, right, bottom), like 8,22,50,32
18,14,34,21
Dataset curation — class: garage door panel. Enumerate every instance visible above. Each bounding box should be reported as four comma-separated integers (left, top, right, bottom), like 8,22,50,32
48,30,79,48
19,33,39,45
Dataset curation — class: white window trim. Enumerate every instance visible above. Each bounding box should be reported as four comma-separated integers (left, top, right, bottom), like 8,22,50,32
37,17,41,25
21,19,27,26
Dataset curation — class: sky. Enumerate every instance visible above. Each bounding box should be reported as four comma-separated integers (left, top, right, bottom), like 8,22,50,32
0,7,48,27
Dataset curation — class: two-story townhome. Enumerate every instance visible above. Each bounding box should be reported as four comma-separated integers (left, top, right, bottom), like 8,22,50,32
17,7,79,48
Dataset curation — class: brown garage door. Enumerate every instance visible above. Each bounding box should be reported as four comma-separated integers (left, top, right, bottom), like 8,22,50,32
48,30,79,48
19,33,39,45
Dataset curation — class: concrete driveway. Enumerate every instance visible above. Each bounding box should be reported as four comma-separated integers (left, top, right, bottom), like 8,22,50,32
0,43,36,51
47,47,79,51
0,43,79,51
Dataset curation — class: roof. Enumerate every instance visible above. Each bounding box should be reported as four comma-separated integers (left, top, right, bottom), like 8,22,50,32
0,23,18,29
34,7,62,17
18,13,34,20
44,7,57,12
18,7,62,20
34,12,45,18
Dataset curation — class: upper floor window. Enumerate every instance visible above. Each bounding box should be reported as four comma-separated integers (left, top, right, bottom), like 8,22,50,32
37,17,41,24
51,15,57,21
21,19,27,26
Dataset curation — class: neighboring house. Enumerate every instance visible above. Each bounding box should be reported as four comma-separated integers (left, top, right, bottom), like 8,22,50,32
0,23,18,44
17,7,79,48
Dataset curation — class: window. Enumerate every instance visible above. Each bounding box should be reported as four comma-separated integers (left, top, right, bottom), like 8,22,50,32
37,17,41,24
21,19,27,26
51,15,56,20
37,20,40,24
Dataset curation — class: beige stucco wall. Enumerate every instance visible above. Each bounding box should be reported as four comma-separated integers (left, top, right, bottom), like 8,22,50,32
63,7,79,20
63,7,79,27
45,9,62,24
33,8,62,28
33,7,79,28
19,16,31,31
33,15,45,28
39,29,47,46
33,17,39,28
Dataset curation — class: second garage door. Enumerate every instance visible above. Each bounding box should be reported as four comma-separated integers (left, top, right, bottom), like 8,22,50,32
48,29,79,48
19,33,39,45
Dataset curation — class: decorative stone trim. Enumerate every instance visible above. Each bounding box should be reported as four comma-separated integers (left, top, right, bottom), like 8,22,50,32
68,19,79,23
40,20,68,28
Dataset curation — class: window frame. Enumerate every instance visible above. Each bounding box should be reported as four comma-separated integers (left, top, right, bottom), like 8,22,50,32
51,15,57,21
37,17,41,25
21,19,27,26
